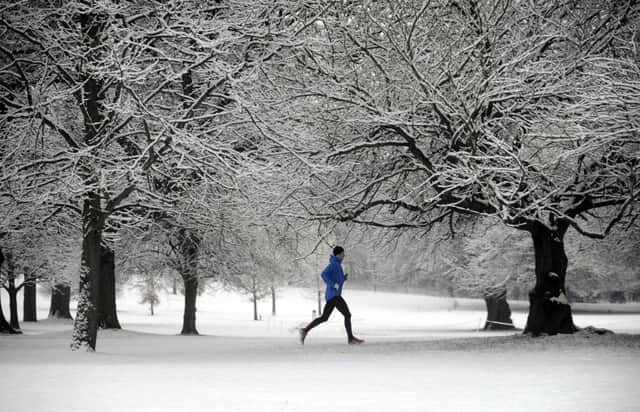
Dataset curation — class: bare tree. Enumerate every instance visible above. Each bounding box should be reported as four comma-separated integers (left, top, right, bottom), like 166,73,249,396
224,223,303,319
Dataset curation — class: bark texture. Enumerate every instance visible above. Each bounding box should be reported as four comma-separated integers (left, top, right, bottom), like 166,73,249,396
23,277,37,322
49,283,73,319
181,275,199,335
524,223,578,335
179,229,200,335
97,245,121,329
71,195,102,351
70,10,108,351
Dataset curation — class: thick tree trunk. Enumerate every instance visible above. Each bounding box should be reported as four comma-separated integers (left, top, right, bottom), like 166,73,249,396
49,283,73,319
483,287,514,330
181,275,199,335
23,277,37,322
524,223,578,336
97,245,121,329
70,10,108,351
8,277,19,330
71,195,103,351
179,229,200,335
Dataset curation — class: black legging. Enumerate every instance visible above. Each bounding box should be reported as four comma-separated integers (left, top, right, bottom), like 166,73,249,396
304,296,353,340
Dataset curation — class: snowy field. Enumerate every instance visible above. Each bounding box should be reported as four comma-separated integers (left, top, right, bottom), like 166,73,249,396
2,287,640,412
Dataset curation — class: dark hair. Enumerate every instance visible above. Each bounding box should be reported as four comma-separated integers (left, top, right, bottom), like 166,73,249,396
333,246,344,256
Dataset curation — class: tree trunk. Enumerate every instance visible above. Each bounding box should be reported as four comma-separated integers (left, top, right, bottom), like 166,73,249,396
483,287,514,330
70,10,108,351
0,248,20,333
8,276,19,330
97,245,121,329
49,283,73,319
71,195,103,351
271,286,276,316
23,276,37,322
181,275,199,335
253,290,259,321
0,291,20,334
3,251,20,329
179,229,200,335
524,222,578,336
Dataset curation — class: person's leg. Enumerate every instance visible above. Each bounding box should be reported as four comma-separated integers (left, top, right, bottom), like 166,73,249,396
333,296,354,341
303,297,337,332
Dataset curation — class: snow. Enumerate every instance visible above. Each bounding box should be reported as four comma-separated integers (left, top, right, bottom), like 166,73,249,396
1,287,640,412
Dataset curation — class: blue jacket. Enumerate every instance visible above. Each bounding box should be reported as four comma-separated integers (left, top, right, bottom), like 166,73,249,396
321,255,345,301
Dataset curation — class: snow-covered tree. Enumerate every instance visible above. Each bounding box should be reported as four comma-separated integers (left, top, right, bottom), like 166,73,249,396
223,223,304,320
122,0,323,334
0,229,61,327
0,0,314,348
0,1,218,349
136,269,162,317
253,0,640,335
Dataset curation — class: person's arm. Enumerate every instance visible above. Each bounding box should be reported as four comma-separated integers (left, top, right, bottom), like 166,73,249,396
333,265,343,290
321,265,334,287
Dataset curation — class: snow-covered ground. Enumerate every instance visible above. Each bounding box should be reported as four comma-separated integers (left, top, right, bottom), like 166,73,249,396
1,287,639,412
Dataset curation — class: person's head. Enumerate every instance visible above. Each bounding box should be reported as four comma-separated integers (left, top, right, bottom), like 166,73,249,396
333,246,345,261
